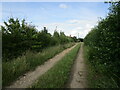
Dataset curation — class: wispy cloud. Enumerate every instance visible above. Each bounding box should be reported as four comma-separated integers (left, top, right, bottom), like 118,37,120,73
68,20,80,23
2,2,109,38
59,4,68,9
67,19,97,38
35,18,98,38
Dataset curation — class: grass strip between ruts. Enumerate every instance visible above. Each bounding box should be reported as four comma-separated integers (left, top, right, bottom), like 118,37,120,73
31,43,81,88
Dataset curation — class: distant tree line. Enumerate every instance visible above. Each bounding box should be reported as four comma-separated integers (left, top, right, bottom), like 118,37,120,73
1,18,80,61
84,2,120,87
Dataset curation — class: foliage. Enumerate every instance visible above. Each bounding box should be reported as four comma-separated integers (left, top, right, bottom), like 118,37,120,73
31,43,80,88
71,36,78,42
1,18,75,61
84,2,120,87
2,18,37,61
78,38,84,42
83,45,119,88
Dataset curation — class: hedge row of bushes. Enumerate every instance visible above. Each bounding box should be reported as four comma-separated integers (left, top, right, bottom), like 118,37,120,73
1,18,77,61
84,2,120,87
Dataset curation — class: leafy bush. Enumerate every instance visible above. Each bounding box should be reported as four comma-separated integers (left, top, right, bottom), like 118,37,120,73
1,18,75,61
84,2,120,87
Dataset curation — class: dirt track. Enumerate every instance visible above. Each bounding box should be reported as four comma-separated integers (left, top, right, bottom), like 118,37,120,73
6,44,77,88
66,43,87,88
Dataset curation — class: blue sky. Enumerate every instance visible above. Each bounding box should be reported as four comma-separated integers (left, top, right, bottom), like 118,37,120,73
1,2,110,38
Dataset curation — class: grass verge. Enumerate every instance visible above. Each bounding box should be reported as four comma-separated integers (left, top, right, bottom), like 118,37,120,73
83,45,119,88
3,43,75,87
31,43,80,88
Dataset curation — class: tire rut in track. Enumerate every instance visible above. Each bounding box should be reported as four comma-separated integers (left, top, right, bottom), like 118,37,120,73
6,44,77,88
66,43,87,88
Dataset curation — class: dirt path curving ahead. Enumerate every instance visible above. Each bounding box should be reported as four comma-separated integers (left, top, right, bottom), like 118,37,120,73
6,44,77,88
66,43,87,88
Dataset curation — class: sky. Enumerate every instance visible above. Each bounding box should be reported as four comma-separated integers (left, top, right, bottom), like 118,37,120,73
1,2,110,38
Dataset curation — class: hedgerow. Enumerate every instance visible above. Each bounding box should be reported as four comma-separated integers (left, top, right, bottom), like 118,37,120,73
84,2,120,87
1,18,76,61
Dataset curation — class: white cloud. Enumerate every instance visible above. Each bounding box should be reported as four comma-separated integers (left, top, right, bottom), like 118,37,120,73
35,19,98,38
68,19,97,38
68,20,80,24
75,27,83,30
0,22,4,26
59,4,68,9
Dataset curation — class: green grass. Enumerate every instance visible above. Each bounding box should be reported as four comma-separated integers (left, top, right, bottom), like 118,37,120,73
2,43,75,87
31,43,81,88
83,45,119,88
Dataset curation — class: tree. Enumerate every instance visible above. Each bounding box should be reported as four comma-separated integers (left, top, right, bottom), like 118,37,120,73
2,18,37,61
